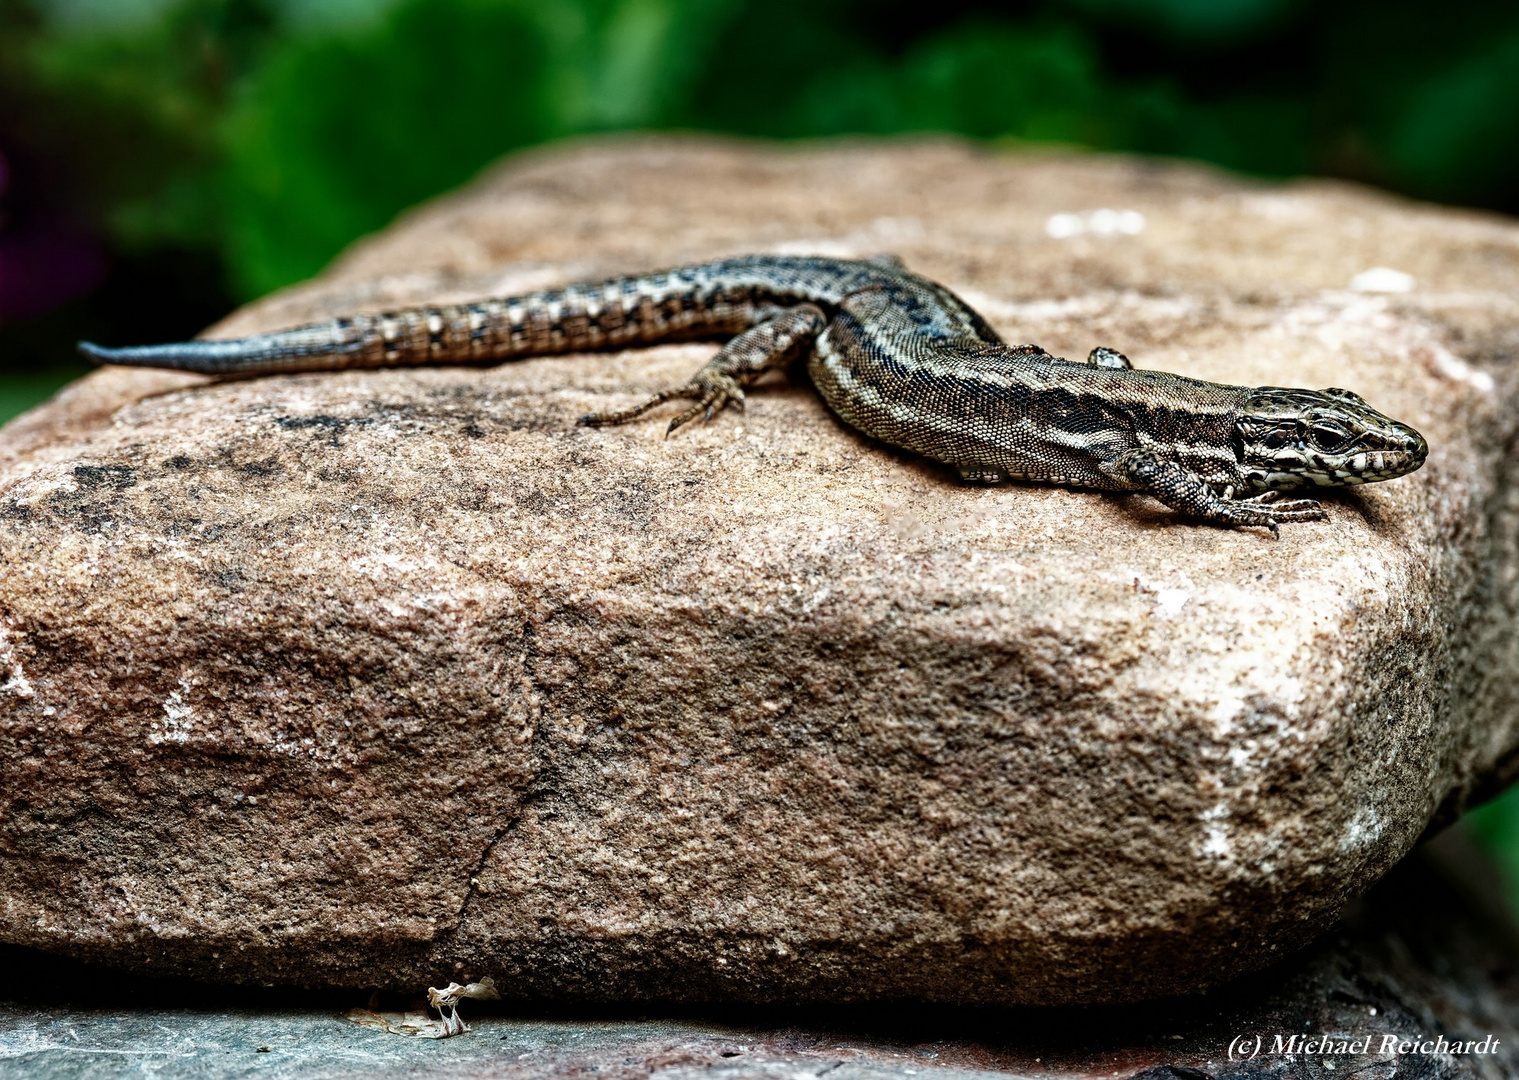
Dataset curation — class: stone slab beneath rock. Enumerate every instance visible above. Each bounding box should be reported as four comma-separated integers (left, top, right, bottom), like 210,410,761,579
1,136,1518,1005
1,834,1515,1079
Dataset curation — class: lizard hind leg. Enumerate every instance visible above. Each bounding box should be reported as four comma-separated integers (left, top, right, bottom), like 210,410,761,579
578,303,827,436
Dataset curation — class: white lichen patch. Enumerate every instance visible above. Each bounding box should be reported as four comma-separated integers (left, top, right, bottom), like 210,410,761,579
766,237,866,259
1276,293,1495,394
1154,588,1191,618
1339,805,1386,852
1045,208,1145,239
0,623,34,698
1349,267,1416,293
1212,696,1247,738
1236,193,1316,221
1420,346,1495,392
1228,742,1255,769
150,677,196,744
1199,802,1233,861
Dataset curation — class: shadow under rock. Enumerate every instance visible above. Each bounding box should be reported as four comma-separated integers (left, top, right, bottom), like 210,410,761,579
0,827,1515,1079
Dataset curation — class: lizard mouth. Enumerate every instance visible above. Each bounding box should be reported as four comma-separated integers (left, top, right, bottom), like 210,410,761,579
1305,424,1429,485
1253,422,1428,488
1323,449,1419,484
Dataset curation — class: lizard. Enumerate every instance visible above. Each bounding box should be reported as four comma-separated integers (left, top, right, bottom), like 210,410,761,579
78,254,1427,534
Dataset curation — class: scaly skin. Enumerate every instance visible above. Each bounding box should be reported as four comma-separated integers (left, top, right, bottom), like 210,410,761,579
79,255,1428,533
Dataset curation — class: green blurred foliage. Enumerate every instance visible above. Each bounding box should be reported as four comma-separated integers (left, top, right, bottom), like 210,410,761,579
5,0,1519,303
222,0,744,293
1466,787,1519,917
14,0,272,250
222,0,549,293
1058,0,1301,42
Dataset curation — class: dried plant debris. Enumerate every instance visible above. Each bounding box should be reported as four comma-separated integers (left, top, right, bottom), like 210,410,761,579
344,976,500,1039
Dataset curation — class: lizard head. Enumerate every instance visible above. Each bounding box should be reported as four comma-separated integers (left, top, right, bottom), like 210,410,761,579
1235,387,1427,490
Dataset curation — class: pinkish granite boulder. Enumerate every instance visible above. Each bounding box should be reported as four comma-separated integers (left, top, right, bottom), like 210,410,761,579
1,136,1517,1004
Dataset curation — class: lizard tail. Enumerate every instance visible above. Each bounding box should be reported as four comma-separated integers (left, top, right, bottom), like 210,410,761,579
79,328,365,375
76,310,457,376
76,280,744,376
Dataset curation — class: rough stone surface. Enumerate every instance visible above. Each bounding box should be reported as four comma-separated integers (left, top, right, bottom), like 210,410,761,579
1,136,1518,1005
1,834,1516,1079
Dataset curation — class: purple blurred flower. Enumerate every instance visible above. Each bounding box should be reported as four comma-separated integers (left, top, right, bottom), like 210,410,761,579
0,145,107,321
0,226,108,321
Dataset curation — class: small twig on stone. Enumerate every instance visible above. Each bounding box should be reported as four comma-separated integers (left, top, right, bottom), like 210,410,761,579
427,977,501,1036
344,976,500,1039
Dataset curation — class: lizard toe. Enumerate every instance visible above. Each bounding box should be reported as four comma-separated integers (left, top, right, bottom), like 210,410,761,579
579,385,698,428
1265,506,1329,525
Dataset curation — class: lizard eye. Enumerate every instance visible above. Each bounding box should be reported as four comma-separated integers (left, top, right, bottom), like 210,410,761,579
1309,423,1352,451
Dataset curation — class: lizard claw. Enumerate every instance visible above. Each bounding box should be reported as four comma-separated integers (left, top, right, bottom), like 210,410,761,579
664,382,744,436
664,399,704,438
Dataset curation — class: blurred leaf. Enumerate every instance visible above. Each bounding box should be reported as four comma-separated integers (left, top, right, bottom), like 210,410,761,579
261,0,403,32
1380,30,1519,203
36,0,183,31
222,0,551,296
17,0,276,246
1054,0,1303,42
531,0,741,131
897,21,1105,142
1466,785,1519,916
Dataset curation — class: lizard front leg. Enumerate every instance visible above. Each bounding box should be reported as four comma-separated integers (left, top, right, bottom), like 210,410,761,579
1100,450,1327,535
579,304,827,435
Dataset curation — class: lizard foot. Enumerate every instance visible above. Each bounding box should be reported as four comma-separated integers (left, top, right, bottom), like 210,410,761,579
578,372,745,436
1103,451,1330,535
1237,490,1327,520
1251,501,1330,538
1244,495,1324,513
577,303,826,437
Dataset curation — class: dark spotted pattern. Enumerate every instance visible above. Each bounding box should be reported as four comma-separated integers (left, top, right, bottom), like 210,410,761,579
78,255,1428,531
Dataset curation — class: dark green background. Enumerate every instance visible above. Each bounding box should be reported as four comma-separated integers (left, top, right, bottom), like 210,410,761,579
1,0,1517,907
7,0,1519,398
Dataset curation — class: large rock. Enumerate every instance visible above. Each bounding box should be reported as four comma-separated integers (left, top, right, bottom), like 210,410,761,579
2,831,1517,1078
0,136,1517,1005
